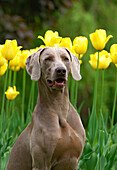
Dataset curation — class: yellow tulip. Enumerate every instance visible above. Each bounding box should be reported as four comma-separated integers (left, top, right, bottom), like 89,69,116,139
99,53,112,69
89,50,112,69
73,36,88,55
1,40,22,60
11,66,20,71
89,29,113,50
79,60,82,64
0,45,7,66
0,63,8,76
89,53,97,69
39,45,45,49
9,51,21,71
110,44,117,64
30,47,40,55
20,50,30,69
5,86,20,100
30,46,44,55
59,37,72,51
0,45,4,50
0,53,8,67
71,46,79,58
38,30,62,47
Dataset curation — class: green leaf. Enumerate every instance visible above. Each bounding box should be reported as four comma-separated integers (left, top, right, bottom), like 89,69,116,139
101,154,106,169
77,101,85,114
106,144,117,162
111,123,117,134
84,142,92,154
86,152,97,170
99,130,105,156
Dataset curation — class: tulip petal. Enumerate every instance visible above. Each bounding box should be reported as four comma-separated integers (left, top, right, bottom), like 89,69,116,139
0,63,8,76
105,35,113,44
90,29,113,50
5,86,20,100
38,36,45,44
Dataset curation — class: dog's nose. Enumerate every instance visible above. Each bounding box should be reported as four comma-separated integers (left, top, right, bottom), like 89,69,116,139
55,67,66,75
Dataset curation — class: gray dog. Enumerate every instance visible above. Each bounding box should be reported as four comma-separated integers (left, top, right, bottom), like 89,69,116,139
6,47,86,170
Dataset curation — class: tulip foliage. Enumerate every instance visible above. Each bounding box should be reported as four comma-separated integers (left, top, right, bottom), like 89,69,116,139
0,29,117,169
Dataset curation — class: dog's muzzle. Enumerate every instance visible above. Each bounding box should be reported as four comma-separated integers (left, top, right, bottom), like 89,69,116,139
47,67,67,89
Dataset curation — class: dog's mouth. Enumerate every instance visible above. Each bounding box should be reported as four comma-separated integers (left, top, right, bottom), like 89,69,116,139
47,78,67,88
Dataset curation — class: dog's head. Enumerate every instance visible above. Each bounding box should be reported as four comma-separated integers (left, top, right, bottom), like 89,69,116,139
26,47,81,89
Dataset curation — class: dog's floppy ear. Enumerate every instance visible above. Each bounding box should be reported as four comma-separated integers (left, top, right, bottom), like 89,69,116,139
25,48,44,81
70,53,82,81
65,48,82,81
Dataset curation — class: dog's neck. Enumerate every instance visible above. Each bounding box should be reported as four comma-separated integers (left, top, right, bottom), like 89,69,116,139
35,78,69,127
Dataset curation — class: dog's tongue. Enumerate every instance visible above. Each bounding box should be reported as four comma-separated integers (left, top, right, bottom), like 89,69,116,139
47,79,67,88
55,81,64,87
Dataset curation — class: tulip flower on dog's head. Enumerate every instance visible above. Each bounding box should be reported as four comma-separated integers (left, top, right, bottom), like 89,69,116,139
20,50,30,69
59,37,72,51
5,86,20,100
110,44,117,65
89,29,113,50
38,30,62,47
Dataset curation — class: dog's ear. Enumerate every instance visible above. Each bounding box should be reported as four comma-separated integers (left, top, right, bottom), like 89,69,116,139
70,53,82,81
65,48,82,81
25,48,44,81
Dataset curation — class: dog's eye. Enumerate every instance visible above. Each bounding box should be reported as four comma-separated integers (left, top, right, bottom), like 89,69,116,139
63,57,69,61
45,56,53,62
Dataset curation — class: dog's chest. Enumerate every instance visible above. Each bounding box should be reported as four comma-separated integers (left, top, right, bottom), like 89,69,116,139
51,124,82,163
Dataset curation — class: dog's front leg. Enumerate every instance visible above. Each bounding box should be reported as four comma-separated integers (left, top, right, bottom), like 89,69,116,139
31,145,51,170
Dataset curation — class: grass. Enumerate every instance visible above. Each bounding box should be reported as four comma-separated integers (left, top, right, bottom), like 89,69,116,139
0,54,117,170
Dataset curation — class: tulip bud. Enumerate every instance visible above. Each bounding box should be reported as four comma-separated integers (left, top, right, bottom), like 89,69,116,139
73,36,88,55
89,29,113,50
1,40,22,60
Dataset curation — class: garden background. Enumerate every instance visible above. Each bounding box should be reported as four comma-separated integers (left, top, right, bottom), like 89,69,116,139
0,0,117,169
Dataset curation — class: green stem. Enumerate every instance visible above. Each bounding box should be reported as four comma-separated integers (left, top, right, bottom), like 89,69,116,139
111,68,117,129
100,69,104,112
8,68,12,85
6,68,12,115
1,62,9,128
92,51,100,114
22,69,26,125
13,69,17,86
12,69,17,113
7,101,12,138
90,51,99,146
0,154,1,170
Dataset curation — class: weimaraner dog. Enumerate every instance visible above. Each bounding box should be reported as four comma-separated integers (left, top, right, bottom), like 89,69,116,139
6,47,86,170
